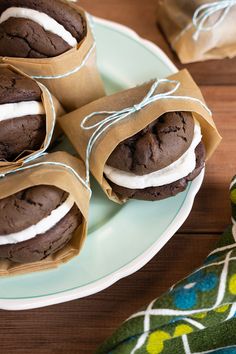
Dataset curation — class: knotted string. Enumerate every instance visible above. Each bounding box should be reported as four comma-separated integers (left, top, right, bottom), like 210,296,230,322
0,159,92,196
81,79,212,185
193,0,236,40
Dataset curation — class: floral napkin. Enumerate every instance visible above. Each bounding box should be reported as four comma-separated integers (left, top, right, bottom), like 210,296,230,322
96,176,236,354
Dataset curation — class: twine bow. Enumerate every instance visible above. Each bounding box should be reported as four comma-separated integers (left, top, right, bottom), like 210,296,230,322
193,0,236,40
81,79,211,184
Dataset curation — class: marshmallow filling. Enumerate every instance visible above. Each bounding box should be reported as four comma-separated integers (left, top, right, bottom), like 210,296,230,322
104,120,203,189
0,7,77,47
0,194,75,246
0,101,45,122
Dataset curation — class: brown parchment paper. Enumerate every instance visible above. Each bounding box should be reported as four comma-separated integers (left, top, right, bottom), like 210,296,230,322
0,4,105,111
0,151,90,276
58,69,222,203
157,0,236,63
0,64,65,174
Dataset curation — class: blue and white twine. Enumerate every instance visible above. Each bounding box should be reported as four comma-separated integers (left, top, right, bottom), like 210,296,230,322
193,0,236,40
81,79,212,184
0,160,91,196
31,43,96,80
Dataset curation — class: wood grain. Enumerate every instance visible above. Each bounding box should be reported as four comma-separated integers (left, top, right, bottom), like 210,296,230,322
180,86,236,233
0,234,217,354
80,0,236,86
0,1,235,353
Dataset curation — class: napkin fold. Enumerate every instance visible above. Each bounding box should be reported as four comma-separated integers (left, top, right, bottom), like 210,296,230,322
96,176,236,354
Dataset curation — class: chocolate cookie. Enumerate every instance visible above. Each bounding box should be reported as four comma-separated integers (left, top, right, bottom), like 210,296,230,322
107,111,195,175
0,68,41,104
108,142,205,201
0,0,86,58
0,185,82,263
0,68,46,161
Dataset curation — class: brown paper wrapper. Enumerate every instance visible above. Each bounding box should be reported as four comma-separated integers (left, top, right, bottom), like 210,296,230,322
0,64,65,174
0,4,105,111
0,151,90,276
157,0,236,63
58,69,222,203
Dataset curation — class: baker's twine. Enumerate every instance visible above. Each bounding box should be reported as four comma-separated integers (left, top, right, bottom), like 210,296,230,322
31,43,95,80
193,0,236,40
81,79,212,185
0,159,92,196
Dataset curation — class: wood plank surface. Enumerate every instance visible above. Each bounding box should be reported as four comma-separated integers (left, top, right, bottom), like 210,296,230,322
0,1,235,353
0,234,217,354
180,85,236,233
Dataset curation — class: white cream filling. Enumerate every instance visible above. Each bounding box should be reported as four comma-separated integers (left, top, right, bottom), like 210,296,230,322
104,121,202,189
0,101,45,122
0,194,75,246
0,7,77,47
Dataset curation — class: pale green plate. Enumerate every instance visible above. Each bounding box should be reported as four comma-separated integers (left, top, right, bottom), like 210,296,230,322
0,17,204,310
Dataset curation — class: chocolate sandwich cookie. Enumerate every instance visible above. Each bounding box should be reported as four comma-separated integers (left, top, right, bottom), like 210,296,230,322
0,0,86,58
109,143,205,201
104,112,205,201
0,68,46,161
0,185,82,263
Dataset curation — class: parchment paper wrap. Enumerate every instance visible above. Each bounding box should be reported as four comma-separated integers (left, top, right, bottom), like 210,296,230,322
58,69,222,203
0,64,65,174
157,0,236,63
0,151,90,276
0,4,105,111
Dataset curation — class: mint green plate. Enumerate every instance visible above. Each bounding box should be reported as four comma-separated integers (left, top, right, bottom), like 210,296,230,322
0,18,204,310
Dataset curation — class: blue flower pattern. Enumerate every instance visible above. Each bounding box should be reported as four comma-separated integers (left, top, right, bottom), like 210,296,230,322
172,270,218,310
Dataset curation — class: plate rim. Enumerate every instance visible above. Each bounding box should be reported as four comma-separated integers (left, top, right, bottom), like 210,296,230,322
0,17,203,311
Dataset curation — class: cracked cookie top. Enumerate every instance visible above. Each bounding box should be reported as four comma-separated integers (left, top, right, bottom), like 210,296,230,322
0,186,68,235
0,0,86,58
107,111,195,176
0,68,41,104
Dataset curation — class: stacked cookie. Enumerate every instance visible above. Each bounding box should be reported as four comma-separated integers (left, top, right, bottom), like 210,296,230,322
0,67,46,161
58,70,221,205
105,112,205,201
0,186,81,263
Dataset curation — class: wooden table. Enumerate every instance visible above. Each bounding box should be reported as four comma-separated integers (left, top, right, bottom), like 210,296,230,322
1,1,236,353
